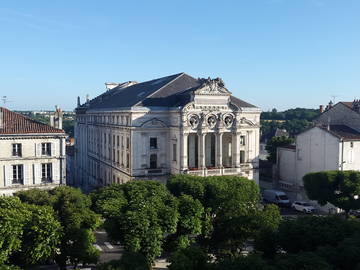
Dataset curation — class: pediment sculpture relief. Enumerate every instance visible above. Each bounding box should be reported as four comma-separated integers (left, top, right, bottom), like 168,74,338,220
195,77,232,96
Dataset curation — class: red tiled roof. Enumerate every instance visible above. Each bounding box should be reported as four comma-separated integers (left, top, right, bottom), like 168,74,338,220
0,107,64,135
340,101,353,109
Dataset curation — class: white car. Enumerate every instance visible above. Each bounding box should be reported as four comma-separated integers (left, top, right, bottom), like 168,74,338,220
292,201,315,213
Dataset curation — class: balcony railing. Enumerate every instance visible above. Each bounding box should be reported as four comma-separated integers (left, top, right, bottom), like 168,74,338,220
184,164,252,177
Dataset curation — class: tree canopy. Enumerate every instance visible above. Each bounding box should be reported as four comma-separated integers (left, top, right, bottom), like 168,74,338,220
303,171,360,215
265,136,294,163
15,186,100,269
0,196,62,268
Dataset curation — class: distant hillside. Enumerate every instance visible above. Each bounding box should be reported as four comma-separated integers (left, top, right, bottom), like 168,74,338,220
261,108,320,141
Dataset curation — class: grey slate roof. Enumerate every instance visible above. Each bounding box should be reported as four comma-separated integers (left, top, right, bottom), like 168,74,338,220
85,73,257,110
318,125,360,141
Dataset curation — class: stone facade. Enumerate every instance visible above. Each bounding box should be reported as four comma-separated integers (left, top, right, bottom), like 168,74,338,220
0,108,66,196
74,73,261,192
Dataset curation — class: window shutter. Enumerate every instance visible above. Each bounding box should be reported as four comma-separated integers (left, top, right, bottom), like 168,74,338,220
36,143,42,157
23,165,29,186
4,166,11,186
34,163,41,185
52,163,59,184
52,142,57,157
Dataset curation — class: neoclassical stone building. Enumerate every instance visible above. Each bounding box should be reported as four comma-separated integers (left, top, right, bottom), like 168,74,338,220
0,107,66,195
74,73,261,191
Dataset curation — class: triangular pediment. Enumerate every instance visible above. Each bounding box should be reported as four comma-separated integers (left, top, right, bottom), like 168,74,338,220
194,77,232,96
140,118,168,128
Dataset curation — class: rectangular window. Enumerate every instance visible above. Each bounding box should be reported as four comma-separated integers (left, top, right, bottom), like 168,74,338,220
12,165,23,184
41,143,51,156
12,144,22,157
121,136,124,148
173,144,177,161
41,163,52,182
240,151,245,164
117,136,120,147
126,137,130,150
117,150,120,164
240,136,246,146
150,137,157,149
126,153,130,168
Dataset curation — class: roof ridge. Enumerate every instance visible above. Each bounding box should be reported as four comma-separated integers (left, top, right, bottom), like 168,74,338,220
134,72,186,106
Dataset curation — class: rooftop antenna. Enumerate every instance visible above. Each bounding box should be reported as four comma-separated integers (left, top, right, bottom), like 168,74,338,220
331,95,338,104
1,96,12,105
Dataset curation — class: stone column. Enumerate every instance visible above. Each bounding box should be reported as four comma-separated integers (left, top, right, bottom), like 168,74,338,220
216,133,223,168
233,132,241,168
198,133,206,169
181,133,189,170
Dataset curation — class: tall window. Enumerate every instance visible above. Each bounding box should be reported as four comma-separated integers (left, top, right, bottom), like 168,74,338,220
41,143,51,156
240,136,246,146
41,163,52,182
240,151,245,164
126,153,130,168
126,137,130,150
12,165,23,184
150,138,157,149
12,144,22,157
117,136,120,147
150,154,157,169
172,144,177,161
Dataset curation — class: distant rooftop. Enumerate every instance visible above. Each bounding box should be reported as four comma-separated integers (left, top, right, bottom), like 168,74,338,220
0,107,64,135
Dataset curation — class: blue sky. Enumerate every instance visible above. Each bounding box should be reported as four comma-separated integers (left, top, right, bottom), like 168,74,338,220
0,0,359,111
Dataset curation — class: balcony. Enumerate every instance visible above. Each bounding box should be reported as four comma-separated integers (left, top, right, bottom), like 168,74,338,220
185,163,252,177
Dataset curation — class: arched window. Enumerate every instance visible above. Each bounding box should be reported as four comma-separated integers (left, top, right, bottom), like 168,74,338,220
150,154,157,169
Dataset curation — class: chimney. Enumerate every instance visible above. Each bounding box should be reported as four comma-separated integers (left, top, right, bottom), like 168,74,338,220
86,94,90,103
0,109,3,129
327,116,331,131
77,96,81,107
51,106,63,130
319,105,324,113
353,99,360,112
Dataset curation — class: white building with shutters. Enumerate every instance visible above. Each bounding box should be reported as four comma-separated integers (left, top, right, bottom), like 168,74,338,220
276,101,360,204
75,73,261,192
0,107,66,196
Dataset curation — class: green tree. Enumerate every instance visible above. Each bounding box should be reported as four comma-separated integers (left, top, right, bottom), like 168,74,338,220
96,252,148,270
265,136,294,163
92,181,179,269
303,171,360,216
167,246,211,270
167,175,281,260
0,196,62,268
272,252,331,270
277,216,356,254
16,187,101,270
0,198,25,265
11,204,62,266
215,255,268,270
165,194,207,251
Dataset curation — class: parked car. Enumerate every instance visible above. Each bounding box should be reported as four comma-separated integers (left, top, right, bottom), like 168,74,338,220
349,209,360,218
292,201,315,213
262,189,291,207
